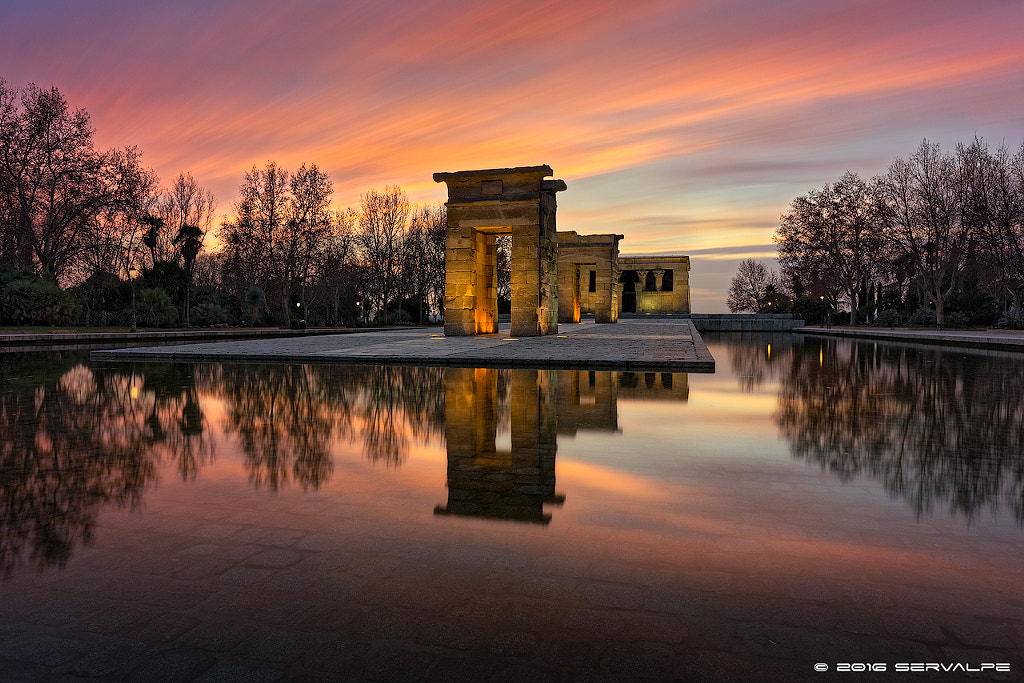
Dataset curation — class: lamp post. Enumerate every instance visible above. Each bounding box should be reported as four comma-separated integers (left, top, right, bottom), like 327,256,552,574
129,267,138,333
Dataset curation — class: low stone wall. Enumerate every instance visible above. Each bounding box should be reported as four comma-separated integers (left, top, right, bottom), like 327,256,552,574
684,313,804,331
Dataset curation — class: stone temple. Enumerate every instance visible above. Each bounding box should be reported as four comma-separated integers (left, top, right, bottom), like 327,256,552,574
435,165,690,336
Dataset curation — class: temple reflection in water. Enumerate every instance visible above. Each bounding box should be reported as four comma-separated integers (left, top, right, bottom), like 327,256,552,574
0,354,691,573
7,334,1023,577
435,368,690,524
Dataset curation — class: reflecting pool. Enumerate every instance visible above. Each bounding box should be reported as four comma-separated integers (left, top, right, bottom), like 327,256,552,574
1,334,1022,681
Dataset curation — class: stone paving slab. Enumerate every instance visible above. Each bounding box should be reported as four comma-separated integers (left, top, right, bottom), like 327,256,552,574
90,319,715,371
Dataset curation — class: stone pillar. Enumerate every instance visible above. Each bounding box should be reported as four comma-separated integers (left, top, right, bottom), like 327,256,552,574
593,242,620,323
511,180,561,336
635,270,648,313
442,225,497,335
652,269,665,292
570,264,581,323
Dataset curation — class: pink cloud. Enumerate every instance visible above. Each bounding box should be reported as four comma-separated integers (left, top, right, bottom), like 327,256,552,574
2,0,1021,309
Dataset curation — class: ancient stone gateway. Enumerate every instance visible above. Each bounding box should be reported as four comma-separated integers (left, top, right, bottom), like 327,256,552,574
433,166,565,336
556,231,622,324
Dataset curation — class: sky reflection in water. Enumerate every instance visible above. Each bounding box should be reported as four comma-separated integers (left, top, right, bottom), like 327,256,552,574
3,335,1024,677
2,334,1022,579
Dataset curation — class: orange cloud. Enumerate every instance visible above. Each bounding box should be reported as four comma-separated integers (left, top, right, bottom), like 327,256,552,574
3,0,1021,310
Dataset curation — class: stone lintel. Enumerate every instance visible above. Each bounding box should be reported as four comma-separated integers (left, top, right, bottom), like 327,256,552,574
458,219,536,231
435,166,565,206
445,196,547,206
433,165,553,183
619,255,690,271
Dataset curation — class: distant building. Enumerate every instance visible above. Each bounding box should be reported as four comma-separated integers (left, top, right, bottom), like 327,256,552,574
575,255,691,316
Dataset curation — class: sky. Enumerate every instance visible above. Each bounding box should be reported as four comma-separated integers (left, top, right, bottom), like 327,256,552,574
2,0,1022,312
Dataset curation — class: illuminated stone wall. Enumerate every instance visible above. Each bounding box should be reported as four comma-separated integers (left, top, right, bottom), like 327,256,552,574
434,166,564,336
616,256,691,315
556,231,622,324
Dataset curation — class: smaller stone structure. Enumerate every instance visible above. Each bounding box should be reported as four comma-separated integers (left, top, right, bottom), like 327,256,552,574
616,256,690,315
556,231,622,324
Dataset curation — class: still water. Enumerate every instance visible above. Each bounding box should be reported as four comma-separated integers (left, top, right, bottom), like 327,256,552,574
1,333,1022,681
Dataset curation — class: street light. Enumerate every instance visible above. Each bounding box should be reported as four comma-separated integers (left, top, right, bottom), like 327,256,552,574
129,267,138,333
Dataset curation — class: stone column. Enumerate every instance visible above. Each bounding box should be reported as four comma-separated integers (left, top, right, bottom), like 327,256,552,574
635,270,648,313
571,264,581,323
511,181,561,336
652,269,665,292
593,260,618,323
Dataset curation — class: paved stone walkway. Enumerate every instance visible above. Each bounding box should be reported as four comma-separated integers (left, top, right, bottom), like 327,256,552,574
90,319,716,371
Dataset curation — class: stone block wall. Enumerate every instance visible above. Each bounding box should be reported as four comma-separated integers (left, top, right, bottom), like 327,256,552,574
616,256,691,315
557,232,622,324
435,166,563,337
684,313,805,331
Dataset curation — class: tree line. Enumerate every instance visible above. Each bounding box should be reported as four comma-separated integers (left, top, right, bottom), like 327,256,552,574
729,138,1024,328
0,79,449,329
214,162,447,328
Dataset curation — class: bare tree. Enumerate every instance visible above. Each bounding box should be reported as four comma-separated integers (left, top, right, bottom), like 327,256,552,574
217,161,290,304
0,80,157,283
727,258,779,313
776,171,885,324
313,207,360,325
967,139,1024,309
410,204,447,322
878,140,976,326
496,235,512,306
357,185,409,321
282,163,333,320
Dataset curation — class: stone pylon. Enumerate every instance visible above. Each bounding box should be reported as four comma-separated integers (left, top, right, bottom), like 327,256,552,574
434,165,564,336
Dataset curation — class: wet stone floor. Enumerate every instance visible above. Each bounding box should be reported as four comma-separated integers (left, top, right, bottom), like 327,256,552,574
1,334,1023,681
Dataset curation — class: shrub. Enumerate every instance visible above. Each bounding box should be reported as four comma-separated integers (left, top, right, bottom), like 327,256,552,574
872,309,902,327
134,287,178,327
0,272,80,325
996,307,1024,330
191,288,241,326
907,306,936,327
946,288,999,326
943,311,969,329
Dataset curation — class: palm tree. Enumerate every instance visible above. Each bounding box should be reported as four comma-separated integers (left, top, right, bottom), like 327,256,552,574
174,224,203,326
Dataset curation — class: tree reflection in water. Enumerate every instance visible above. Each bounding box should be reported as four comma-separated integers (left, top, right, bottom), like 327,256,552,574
769,337,1024,523
209,365,445,485
0,358,450,574
0,354,207,576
